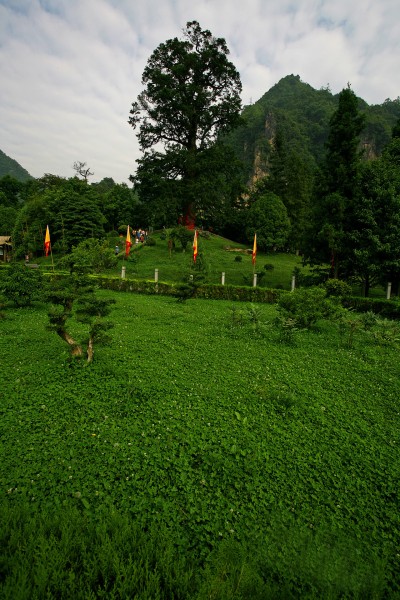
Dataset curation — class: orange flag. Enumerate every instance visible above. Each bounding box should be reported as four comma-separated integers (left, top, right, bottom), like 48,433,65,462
252,233,257,266
125,225,132,257
193,229,198,263
44,225,51,257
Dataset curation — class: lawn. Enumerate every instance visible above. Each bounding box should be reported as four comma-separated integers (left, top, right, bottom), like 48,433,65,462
0,290,399,597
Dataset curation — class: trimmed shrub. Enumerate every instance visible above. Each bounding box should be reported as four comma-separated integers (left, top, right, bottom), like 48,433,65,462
325,279,352,298
277,286,340,329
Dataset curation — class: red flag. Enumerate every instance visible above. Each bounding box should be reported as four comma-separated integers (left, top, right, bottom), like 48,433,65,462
252,233,257,266
125,225,132,257
193,229,198,263
44,225,51,257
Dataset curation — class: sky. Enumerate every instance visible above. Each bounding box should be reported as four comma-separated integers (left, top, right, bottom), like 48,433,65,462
0,0,399,185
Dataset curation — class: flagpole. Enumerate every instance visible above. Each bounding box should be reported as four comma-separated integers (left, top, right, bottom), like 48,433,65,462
50,246,55,273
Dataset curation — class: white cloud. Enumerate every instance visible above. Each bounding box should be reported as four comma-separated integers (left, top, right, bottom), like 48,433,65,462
0,0,399,183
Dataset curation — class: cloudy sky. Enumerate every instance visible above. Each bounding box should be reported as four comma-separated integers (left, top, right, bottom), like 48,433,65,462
1,0,399,184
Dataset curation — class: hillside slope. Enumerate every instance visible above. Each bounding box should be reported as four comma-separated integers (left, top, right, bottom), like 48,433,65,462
0,149,33,181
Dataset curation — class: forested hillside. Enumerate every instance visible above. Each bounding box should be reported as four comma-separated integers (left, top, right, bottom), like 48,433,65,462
0,149,32,181
225,74,400,185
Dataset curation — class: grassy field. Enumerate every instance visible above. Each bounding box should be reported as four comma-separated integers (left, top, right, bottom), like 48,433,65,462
27,229,389,297
1,289,399,597
31,230,305,290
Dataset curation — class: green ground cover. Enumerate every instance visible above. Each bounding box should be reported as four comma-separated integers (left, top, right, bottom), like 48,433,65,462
31,230,304,290
1,291,399,597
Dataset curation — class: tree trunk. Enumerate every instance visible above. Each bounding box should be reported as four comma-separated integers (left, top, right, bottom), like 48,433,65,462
362,274,370,297
87,336,94,363
56,328,83,357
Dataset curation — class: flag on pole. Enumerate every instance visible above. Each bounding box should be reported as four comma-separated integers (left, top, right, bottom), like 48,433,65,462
125,225,132,257
44,225,51,257
193,229,198,263
252,233,257,266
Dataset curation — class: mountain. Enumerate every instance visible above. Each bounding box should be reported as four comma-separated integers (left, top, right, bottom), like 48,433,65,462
0,149,33,181
226,74,400,184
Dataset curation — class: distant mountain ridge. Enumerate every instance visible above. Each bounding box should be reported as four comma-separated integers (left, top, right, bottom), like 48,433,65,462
0,149,33,181
226,74,400,184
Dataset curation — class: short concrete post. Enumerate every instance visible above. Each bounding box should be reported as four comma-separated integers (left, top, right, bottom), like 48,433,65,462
221,272,225,285
253,273,257,287
155,268,159,283
291,275,296,291
387,282,392,300
121,266,126,279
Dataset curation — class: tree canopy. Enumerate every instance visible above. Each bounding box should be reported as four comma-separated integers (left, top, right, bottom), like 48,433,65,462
129,21,243,228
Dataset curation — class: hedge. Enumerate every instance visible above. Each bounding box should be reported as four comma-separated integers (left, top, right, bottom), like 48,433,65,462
42,273,400,316
93,276,282,304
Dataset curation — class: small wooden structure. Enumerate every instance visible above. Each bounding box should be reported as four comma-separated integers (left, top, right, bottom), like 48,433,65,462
0,236,12,262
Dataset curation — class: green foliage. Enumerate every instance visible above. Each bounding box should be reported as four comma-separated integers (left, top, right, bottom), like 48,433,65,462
169,226,194,251
337,309,400,350
145,236,156,246
324,278,352,297
245,190,290,251
234,255,242,262
129,21,243,228
46,271,115,362
1,263,43,307
0,151,33,181
58,238,117,273
1,293,399,598
304,87,367,277
0,205,18,235
343,296,400,319
273,314,299,345
263,263,274,271
277,286,340,328
372,318,400,347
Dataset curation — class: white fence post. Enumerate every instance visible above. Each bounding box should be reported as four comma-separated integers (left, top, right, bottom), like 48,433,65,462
121,266,126,279
221,272,225,285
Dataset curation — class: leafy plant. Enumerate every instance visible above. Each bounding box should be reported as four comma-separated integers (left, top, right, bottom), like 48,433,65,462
1,263,43,307
325,278,352,298
277,286,339,329
169,226,194,252
46,270,115,362
273,314,298,345
372,318,400,347
58,238,117,273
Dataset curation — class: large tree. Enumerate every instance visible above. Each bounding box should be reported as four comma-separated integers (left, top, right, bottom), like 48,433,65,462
304,86,365,277
129,21,243,228
245,188,290,252
348,133,400,296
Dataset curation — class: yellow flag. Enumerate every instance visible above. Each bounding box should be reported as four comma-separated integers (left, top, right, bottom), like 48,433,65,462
193,229,198,263
125,225,132,257
252,233,257,266
44,225,51,257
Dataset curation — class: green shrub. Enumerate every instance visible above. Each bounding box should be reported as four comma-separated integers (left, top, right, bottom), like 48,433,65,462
169,226,194,251
325,278,352,298
146,237,156,246
234,255,243,262
58,239,117,273
263,263,275,271
1,263,43,307
343,296,400,319
277,286,340,329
